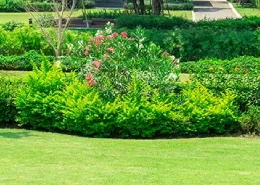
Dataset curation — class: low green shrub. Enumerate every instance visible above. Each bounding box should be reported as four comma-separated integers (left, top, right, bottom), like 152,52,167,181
240,105,260,135
192,73,260,111
0,50,55,70
196,16,260,31
0,77,23,127
116,15,193,29
15,59,70,130
165,28,260,61
27,2,58,12
0,0,25,12
37,13,55,28
124,2,193,11
2,20,24,31
0,26,91,56
117,16,260,30
181,56,260,74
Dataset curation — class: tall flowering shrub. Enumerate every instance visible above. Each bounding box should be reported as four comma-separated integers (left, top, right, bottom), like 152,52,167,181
81,23,179,98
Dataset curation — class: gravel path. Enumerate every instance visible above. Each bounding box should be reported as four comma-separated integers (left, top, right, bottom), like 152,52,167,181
193,0,241,21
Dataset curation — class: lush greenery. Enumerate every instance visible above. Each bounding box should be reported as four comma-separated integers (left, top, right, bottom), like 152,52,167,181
117,16,260,30
0,77,22,127
181,56,260,75
1,129,260,185
0,26,91,56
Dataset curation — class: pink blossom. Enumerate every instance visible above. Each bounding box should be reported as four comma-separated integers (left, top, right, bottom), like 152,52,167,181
85,45,90,51
104,53,109,58
121,31,127,37
84,50,88,56
107,47,114,53
86,72,96,86
95,40,102,46
112,32,119,38
89,37,95,42
93,60,101,69
162,51,169,56
106,35,112,40
96,35,105,41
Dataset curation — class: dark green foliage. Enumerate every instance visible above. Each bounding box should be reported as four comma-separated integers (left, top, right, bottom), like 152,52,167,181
181,56,260,74
240,105,260,135
27,2,58,12
0,50,55,70
196,16,260,31
117,16,260,30
124,2,193,11
2,20,24,31
116,15,193,29
0,0,25,12
166,28,260,61
192,73,260,112
0,77,23,127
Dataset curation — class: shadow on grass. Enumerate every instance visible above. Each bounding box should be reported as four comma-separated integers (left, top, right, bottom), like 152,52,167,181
0,131,32,139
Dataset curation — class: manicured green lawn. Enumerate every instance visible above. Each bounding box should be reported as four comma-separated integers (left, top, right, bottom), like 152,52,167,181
233,3,260,17
0,129,259,185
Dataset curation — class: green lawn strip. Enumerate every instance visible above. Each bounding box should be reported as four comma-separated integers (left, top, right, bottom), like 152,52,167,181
0,128,259,185
0,9,192,24
232,3,260,17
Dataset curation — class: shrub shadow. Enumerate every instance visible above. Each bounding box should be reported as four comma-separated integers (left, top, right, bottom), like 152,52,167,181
0,131,32,139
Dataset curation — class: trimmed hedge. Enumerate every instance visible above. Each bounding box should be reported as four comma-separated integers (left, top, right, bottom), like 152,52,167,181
181,56,260,74
124,2,193,11
117,16,260,30
117,15,193,29
0,50,55,71
165,28,260,61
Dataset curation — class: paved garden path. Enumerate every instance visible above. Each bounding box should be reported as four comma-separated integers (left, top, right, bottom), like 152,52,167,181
193,0,242,21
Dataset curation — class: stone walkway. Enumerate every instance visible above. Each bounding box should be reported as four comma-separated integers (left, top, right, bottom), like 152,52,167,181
193,0,242,21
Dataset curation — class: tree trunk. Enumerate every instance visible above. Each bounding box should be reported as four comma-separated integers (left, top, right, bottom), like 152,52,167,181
152,0,162,15
139,0,145,15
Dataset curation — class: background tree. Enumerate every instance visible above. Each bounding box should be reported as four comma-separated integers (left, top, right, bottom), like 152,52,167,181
25,0,76,58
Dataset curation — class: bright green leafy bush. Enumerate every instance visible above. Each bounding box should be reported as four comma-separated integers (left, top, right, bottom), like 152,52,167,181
0,26,91,56
117,15,193,29
15,59,239,138
15,59,70,130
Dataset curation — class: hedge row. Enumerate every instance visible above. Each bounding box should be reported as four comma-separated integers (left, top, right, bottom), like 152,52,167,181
116,15,260,30
124,2,193,11
181,56,260,74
